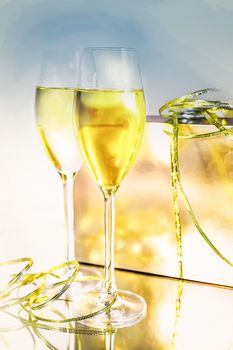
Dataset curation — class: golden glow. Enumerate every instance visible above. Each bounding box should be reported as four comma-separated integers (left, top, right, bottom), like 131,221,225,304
76,89,145,193
75,120,233,286
0,262,232,348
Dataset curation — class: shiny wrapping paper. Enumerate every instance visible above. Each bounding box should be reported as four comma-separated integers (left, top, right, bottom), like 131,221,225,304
74,116,233,286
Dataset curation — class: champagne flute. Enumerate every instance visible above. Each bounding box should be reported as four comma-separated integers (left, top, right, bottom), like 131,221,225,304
35,50,100,296
74,47,147,328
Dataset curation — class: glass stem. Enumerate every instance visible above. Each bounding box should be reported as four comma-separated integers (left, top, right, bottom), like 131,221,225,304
105,332,115,350
62,174,76,262
104,193,117,295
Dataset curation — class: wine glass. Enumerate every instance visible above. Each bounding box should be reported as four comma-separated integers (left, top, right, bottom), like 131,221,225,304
74,47,147,328
35,50,100,296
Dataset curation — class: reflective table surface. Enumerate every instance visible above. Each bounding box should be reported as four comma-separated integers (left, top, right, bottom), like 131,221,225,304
0,264,232,350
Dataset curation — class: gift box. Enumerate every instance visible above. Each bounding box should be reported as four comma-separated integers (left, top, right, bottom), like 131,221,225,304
74,112,233,286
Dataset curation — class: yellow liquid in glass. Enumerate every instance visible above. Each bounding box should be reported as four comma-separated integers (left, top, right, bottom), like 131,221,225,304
35,87,82,175
76,89,146,194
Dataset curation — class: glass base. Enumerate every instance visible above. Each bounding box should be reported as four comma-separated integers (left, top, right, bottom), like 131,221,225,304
73,288,147,329
64,265,102,301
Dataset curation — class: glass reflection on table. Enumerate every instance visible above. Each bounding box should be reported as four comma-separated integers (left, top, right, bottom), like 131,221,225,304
0,264,232,349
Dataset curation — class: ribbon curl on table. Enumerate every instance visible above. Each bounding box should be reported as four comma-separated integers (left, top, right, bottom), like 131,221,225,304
0,257,115,349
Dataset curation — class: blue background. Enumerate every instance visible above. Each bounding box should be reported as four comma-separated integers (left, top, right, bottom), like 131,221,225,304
0,0,233,266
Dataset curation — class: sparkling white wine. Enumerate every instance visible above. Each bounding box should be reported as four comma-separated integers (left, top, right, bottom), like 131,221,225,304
35,87,82,175
76,89,146,194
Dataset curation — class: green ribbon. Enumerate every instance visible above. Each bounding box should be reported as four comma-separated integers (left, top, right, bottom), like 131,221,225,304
160,88,233,348
0,258,115,349
159,88,233,270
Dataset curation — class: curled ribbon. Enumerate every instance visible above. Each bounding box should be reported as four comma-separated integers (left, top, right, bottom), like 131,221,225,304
0,258,115,349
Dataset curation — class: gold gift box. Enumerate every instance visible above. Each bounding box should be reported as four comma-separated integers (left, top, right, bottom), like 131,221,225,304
74,116,233,286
